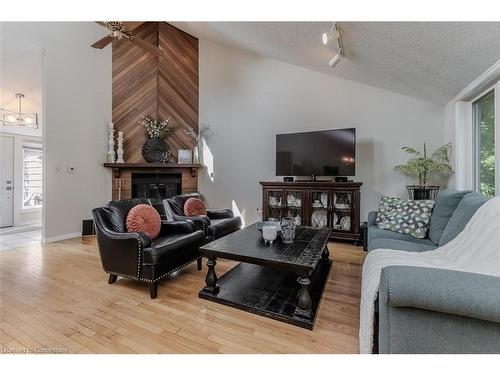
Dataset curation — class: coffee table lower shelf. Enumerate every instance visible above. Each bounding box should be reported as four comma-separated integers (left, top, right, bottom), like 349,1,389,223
199,260,332,330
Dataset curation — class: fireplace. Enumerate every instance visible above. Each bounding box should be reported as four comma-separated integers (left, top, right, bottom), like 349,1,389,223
131,172,182,199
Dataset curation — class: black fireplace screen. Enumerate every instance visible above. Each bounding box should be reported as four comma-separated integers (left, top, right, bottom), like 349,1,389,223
131,173,182,199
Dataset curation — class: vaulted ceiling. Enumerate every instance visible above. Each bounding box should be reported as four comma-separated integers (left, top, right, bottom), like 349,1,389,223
172,22,500,104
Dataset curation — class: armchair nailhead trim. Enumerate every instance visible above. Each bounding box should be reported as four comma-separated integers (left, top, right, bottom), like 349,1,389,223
137,239,142,278
106,257,200,283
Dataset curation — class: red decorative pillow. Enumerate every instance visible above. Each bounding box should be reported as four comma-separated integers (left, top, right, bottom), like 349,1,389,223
184,197,207,217
126,204,161,239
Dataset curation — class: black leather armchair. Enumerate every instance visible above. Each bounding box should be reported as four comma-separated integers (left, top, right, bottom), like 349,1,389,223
161,193,242,242
92,198,205,299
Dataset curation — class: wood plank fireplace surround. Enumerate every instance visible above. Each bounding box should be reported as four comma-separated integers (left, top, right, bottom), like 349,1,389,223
104,22,201,200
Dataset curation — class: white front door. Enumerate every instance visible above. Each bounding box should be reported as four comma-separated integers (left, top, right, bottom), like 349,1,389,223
0,136,14,227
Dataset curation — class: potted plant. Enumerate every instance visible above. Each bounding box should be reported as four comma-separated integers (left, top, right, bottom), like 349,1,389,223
394,142,453,200
140,115,176,163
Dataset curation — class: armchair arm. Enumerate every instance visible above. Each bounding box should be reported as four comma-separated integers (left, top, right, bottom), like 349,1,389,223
367,211,378,227
172,213,211,234
92,209,152,279
380,266,500,323
207,208,234,220
160,220,196,235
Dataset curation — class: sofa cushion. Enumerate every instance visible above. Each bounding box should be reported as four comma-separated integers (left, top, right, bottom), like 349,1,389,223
377,198,435,239
439,192,489,246
142,231,204,265
126,204,161,239
207,217,242,240
368,238,438,252
369,226,437,245
428,189,470,244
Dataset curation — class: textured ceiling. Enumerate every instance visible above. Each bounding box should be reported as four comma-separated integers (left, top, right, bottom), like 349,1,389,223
172,22,500,104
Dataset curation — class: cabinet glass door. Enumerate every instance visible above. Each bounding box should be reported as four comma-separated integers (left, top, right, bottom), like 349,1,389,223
284,190,304,225
332,191,353,232
309,190,330,229
265,189,284,220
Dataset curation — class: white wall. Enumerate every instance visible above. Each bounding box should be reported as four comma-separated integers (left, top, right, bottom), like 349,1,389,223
198,40,446,224
1,22,112,240
0,35,43,138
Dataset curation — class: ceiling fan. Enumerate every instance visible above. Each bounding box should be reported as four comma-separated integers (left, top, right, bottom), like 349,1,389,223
91,21,164,56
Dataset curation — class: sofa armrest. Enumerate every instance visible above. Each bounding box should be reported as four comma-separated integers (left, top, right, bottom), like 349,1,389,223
367,211,378,227
172,214,210,234
207,208,234,219
380,266,500,323
160,219,196,235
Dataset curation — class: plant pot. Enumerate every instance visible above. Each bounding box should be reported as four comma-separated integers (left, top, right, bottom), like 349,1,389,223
406,185,440,200
413,188,431,200
142,138,170,163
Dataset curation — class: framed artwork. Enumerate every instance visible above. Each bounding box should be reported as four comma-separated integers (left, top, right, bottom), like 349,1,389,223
178,149,193,164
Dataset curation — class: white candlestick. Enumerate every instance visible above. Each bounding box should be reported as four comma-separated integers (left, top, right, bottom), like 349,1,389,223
106,124,116,163
116,131,124,163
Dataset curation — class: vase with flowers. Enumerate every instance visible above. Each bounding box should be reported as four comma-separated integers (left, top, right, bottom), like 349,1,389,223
184,125,214,164
140,115,176,163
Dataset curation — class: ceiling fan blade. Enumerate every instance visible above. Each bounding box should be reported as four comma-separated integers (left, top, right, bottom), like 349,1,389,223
129,36,164,56
91,35,114,49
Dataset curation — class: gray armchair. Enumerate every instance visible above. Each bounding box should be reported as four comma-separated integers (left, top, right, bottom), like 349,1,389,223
378,266,500,353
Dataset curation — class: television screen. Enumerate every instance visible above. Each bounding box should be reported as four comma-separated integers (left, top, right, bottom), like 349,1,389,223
276,128,356,176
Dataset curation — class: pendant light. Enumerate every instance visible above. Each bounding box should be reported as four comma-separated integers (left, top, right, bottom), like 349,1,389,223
0,93,39,129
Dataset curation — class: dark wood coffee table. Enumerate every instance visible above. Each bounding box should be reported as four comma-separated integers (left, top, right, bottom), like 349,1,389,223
199,224,332,329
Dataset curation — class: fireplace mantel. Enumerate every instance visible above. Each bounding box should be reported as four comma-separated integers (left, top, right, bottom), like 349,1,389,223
103,163,203,178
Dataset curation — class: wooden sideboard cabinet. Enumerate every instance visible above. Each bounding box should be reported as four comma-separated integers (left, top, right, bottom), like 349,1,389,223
260,181,362,244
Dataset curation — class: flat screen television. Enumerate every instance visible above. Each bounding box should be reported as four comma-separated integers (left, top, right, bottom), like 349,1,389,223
276,128,356,176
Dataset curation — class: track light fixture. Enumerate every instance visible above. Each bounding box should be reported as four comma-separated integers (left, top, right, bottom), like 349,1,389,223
322,27,340,45
322,22,345,68
329,53,341,67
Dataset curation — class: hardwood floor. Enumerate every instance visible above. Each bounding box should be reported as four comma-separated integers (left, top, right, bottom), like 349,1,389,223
0,236,365,354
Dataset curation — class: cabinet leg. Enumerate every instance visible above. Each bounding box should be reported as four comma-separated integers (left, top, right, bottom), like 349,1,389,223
203,256,219,294
197,257,202,271
295,276,312,318
108,274,117,284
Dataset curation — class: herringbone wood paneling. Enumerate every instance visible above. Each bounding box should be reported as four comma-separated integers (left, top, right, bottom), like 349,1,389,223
112,22,198,164
113,22,160,163
158,22,199,161
111,22,199,196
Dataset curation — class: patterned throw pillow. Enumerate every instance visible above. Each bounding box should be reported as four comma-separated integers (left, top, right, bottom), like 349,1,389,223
184,197,207,217
376,197,435,239
375,196,402,225
126,204,161,239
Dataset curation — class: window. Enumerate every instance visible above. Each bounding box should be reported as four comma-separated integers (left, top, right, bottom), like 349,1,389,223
23,144,43,209
473,90,495,197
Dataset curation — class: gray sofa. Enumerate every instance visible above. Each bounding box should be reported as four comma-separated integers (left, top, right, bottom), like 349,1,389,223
367,190,488,252
367,189,500,353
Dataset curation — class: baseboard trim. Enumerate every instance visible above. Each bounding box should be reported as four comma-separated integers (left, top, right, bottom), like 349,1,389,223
42,232,81,243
